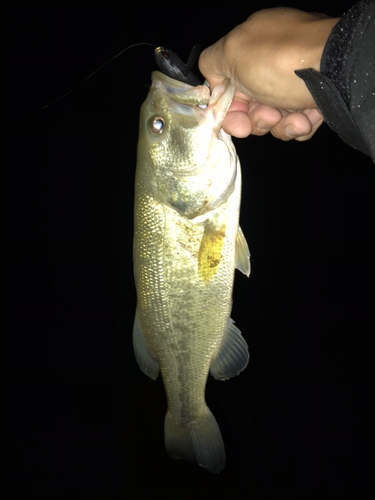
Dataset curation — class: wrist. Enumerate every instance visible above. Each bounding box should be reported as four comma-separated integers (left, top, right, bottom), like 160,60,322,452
261,12,340,109
289,16,341,73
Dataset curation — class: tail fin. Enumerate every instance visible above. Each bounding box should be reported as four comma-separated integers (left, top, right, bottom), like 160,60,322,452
164,407,225,473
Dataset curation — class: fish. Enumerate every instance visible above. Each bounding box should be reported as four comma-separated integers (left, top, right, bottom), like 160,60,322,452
133,67,250,473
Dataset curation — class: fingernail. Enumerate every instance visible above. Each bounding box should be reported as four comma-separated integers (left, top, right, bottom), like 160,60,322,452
256,120,269,131
285,126,297,137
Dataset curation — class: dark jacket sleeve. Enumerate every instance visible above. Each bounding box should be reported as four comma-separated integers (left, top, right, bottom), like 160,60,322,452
295,0,375,163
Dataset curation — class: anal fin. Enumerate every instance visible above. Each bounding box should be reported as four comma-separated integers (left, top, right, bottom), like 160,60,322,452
210,318,249,380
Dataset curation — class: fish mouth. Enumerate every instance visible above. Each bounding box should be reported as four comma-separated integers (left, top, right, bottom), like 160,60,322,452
151,71,235,133
151,70,210,102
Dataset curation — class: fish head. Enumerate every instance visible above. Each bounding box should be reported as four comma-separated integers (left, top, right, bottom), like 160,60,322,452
137,71,237,219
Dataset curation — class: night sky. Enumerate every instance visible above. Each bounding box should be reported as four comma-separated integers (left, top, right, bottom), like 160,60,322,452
3,2,371,498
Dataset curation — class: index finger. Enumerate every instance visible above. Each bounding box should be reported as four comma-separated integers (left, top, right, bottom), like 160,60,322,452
198,40,229,89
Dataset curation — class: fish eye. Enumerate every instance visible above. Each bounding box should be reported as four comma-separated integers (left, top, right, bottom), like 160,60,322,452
148,116,165,135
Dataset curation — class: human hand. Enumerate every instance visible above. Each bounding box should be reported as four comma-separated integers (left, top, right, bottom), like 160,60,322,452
199,8,340,141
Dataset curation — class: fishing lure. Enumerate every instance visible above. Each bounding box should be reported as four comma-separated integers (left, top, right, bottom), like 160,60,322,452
155,45,202,85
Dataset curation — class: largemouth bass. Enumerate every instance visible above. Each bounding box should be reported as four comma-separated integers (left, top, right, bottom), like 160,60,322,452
133,69,250,473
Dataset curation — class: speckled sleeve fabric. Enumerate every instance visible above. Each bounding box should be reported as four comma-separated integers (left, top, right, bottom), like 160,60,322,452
295,0,375,163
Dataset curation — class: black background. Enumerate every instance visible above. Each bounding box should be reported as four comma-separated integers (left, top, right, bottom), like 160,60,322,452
3,2,371,498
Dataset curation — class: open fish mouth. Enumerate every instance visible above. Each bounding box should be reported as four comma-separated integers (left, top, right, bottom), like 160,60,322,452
150,71,235,134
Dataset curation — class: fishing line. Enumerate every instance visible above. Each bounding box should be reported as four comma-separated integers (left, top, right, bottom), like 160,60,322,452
5,42,157,140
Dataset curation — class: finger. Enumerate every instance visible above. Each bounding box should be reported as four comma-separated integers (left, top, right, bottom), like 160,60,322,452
232,90,252,104
247,103,283,136
228,95,251,112
294,109,324,141
270,112,314,141
223,110,252,138
221,95,253,137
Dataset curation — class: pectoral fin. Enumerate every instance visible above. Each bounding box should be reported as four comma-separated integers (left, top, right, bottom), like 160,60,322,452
133,309,160,380
210,318,249,380
235,226,250,277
